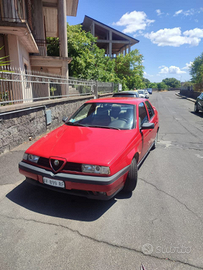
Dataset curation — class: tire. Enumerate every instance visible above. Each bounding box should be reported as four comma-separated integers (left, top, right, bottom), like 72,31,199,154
152,131,158,150
194,103,199,113
123,158,138,192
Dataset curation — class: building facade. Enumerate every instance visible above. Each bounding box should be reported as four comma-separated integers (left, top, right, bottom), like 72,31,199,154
0,0,78,101
82,15,139,58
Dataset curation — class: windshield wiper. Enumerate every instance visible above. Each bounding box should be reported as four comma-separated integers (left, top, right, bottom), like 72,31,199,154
66,122,86,127
87,125,120,130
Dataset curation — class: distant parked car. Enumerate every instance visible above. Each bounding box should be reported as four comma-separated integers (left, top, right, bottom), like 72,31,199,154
19,97,159,200
135,90,145,98
113,91,139,98
194,92,203,113
144,90,149,99
147,88,152,94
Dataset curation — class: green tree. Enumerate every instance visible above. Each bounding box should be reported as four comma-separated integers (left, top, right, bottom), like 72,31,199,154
114,50,144,90
66,24,117,81
149,82,157,88
182,81,194,89
47,24,145,87
190,52,203,91
47,38,59,56
157,82,168,90
162,78,181,88
142,78,151,88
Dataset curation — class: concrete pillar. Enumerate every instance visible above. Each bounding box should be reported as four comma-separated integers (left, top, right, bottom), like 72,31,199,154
125,46,127,55
7,35,23,102
91,22,95,36
58,0,68,58
109,30,112,58
128,44,131,53
58,0,68,96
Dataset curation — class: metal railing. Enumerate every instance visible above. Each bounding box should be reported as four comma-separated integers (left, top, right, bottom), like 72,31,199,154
0,67,116,106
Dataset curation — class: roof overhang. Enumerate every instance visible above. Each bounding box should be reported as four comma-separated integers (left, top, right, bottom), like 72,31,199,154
66,0,79,16
0,21,38,53
82,16,139,55
42,0,79,16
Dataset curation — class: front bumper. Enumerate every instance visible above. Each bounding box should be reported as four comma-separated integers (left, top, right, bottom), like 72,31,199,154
19,161,130,200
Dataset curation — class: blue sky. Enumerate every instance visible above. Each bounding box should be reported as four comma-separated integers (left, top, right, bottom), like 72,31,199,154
67,0,203,83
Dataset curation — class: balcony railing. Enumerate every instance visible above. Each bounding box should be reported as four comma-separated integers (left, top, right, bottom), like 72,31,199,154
0,66,117,106
0,0,32,30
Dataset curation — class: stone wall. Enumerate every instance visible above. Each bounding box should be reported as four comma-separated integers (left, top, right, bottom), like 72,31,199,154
0,96,94,155
180,89,201,99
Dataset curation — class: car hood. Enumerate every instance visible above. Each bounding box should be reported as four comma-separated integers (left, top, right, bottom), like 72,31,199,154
26,124,137,166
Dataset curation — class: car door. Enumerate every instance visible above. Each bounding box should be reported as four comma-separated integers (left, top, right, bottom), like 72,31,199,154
145,100,157,147
138,102,151,159
199,93,203,110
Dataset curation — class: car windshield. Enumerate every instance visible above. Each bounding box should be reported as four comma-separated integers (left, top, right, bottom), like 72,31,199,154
138,90,144,94
67,103,136,130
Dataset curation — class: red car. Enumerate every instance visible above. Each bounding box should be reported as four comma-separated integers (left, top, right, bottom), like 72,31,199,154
19,97,159,200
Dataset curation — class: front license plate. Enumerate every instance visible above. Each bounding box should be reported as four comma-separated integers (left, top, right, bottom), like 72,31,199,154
43,177,65,188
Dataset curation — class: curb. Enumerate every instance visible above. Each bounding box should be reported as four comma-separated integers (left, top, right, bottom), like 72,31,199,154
175,93,196,103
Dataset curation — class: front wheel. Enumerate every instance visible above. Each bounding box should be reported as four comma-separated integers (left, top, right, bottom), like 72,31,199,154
123,158,138,192
194,103,199,113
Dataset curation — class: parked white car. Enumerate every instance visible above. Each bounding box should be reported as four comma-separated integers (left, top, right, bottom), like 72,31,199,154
136,90,145,98
144,89,149,99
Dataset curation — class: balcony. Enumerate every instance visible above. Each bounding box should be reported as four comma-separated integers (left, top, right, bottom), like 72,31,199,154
0,0,38,53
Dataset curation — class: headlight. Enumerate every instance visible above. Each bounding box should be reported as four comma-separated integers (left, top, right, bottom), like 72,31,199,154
23,153,39,163
82,164,110,175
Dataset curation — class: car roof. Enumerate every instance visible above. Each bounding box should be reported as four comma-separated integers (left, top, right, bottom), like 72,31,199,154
86,97,147,105
113,91,137,94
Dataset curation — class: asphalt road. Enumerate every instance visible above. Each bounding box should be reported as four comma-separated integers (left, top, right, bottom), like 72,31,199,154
0,91,203,270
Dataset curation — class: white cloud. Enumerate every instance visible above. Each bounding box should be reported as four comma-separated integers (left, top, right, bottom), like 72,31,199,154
183,8,195,16
182,62,193,70
113,11,154,34
183,28,203,38
144,27,203,47
156,9,163,16
159,66,186,74
174,8,202,17
174,10,183,16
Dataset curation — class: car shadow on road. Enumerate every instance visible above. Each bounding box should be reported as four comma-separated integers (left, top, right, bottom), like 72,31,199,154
191,111,203,118
6,180,117,221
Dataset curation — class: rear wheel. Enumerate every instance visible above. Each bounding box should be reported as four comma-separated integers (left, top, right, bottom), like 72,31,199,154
194,103,199,113
123,158,137,192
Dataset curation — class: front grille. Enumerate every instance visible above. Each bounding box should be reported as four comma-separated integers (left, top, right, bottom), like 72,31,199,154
38,157,50,168
37,157,82,172
63,162,82,172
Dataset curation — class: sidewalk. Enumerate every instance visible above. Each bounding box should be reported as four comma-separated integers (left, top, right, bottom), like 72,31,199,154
0,135,44,200
175,92,196,103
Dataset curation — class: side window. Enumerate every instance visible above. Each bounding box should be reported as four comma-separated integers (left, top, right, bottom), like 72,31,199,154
139,102,149,128
145,101,155,119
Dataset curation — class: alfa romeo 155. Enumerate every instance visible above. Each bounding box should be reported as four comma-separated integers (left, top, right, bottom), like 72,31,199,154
19,97,159,200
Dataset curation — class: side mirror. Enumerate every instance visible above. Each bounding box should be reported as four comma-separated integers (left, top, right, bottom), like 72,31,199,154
141,122,155,130
62,117,68,123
